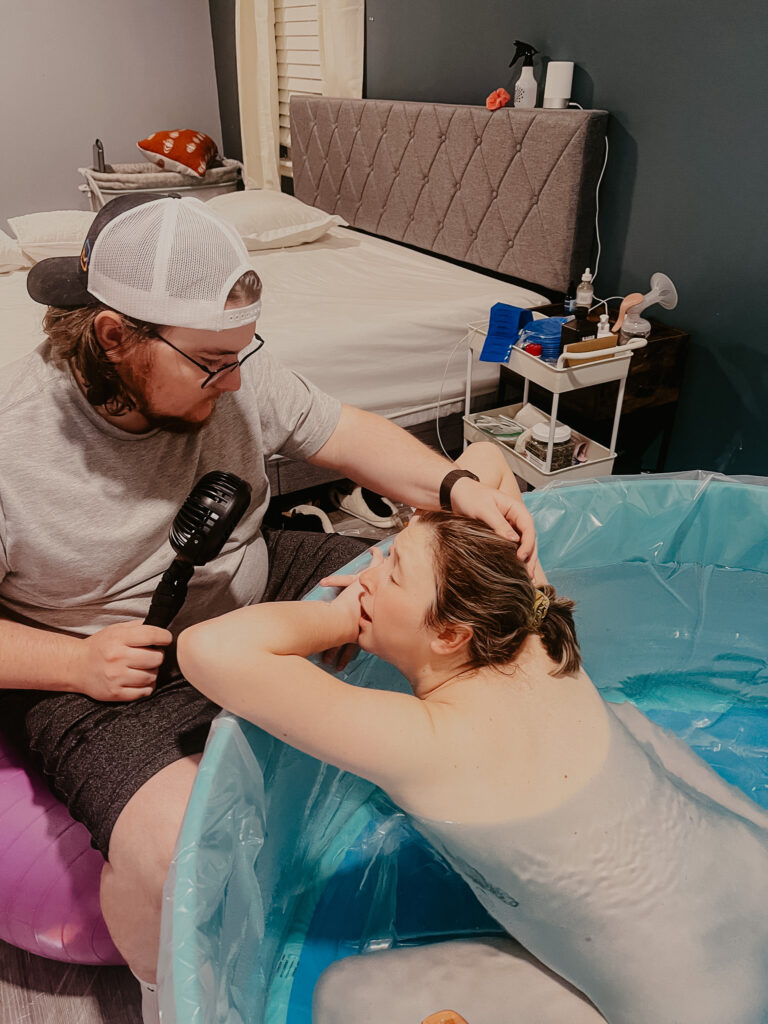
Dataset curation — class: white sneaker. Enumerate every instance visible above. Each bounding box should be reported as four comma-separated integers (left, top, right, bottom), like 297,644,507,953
330,486,401,528
282,503,335,533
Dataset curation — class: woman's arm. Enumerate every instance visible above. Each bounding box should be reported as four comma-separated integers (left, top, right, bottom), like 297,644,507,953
177,595,439,793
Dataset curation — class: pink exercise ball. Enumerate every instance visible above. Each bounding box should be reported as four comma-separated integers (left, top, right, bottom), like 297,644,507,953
0,735,123,964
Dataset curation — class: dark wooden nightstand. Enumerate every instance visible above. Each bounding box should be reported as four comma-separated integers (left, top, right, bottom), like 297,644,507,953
495,304,690,473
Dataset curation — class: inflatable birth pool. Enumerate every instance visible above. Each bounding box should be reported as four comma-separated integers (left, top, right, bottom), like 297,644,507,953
159,473,768,1023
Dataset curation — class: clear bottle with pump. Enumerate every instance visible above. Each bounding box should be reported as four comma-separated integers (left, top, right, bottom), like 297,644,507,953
618,311,651,346
508,41,539,108
575,268,594,308
596,313,612,337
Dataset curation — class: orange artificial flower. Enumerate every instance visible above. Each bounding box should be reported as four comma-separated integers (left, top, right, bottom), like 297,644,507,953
485,88,511,111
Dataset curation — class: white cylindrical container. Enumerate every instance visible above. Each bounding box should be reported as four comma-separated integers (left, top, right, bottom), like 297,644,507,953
543,61,575,109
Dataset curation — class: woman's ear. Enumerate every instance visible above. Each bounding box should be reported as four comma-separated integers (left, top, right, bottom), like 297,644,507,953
94,310,131,362
431,623,473,657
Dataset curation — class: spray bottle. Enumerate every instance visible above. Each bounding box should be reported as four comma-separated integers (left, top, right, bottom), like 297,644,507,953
508,41,539,108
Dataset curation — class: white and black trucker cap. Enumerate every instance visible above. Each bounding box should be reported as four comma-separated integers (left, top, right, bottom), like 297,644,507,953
27,193,259,331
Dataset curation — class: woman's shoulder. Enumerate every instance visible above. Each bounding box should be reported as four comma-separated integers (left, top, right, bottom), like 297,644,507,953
408,666,611,823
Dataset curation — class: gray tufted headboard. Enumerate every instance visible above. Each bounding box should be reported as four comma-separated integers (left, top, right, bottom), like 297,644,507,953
291,97,608,295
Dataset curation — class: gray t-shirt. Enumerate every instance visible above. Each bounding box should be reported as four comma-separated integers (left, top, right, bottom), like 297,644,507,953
0,342,341,637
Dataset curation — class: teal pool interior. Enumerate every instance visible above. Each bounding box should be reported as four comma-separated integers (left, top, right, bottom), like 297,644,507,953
160,475,768,1024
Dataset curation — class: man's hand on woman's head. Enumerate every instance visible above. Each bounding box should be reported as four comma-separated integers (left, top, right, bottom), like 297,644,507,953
448,477,537,567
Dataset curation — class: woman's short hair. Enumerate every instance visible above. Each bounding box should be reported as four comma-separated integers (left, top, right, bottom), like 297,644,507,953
42,270,262,417
418,511,581,677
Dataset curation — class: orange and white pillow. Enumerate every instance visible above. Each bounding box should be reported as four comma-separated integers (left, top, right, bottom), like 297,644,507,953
137,130,218,178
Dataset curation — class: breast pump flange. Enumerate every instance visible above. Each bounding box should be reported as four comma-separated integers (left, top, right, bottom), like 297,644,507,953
613,273,678,345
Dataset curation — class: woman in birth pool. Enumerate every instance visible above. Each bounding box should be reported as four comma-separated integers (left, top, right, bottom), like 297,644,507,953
179,443,768,1024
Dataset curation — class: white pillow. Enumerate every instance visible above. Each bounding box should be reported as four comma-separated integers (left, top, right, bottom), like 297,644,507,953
8,210,95,263
0,228,32,273
206,189,346,250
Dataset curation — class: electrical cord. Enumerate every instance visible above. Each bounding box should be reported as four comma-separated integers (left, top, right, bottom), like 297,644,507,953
591,138,609,281
434,327,474,459
568,102,609,286
590,295,623,314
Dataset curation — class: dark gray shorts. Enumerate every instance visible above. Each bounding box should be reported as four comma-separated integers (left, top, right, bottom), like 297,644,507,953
0,530,368,858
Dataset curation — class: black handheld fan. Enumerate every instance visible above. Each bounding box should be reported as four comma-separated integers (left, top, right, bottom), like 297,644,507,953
144,471,252,629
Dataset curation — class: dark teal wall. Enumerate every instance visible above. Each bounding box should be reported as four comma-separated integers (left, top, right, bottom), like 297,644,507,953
210,0,768,473
208,0,242,161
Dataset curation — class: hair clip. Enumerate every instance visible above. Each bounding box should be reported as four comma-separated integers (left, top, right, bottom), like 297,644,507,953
532,590,550,629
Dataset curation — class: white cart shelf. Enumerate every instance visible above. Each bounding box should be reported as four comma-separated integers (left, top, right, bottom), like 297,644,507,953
463,319,646,488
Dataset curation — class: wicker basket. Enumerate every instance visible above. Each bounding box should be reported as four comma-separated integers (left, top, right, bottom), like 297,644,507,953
78,159,242,210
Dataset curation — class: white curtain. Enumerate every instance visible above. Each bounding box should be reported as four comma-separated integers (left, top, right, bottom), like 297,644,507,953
318,0,364,97
236,0,364,191
236,0,281,191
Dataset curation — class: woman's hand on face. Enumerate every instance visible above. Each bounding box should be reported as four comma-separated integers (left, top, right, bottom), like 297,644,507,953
319,546,385,670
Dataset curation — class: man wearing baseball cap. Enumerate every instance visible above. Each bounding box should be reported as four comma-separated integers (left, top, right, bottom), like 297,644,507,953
0,193,536,1019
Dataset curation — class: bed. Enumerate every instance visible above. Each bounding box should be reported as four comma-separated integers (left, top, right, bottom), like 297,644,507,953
0,98,608,495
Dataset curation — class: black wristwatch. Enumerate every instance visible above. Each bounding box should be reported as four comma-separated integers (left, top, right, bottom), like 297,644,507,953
439,469,480,511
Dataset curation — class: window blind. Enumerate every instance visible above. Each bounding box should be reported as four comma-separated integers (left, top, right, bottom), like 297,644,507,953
275,0,323,177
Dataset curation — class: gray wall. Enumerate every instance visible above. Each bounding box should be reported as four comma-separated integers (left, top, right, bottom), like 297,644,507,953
206,1,768,473
1,0,222,228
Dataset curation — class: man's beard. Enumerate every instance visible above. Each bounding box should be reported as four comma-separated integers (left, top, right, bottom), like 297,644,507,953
138,408,215,435
118,350,217,434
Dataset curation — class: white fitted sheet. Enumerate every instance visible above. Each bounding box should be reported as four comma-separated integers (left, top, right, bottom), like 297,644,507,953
0,227,546,422
250,227,546,422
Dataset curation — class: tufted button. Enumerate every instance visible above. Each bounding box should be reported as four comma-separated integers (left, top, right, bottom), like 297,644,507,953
491,189,498,198
440,133,446,142
516,144,522,153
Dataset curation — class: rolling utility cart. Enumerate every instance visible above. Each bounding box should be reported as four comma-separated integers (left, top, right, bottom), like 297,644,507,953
463,320,646,488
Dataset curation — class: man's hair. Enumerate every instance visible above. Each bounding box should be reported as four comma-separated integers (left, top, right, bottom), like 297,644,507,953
42,270,262,416
418,511,581,677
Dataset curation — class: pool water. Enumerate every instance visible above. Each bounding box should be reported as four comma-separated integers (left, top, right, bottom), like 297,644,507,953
559,561,768,808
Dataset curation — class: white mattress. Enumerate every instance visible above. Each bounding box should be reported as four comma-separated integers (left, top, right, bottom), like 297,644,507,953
0,227,546,423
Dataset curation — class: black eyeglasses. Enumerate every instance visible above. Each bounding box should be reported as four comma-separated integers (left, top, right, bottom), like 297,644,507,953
152,330,265,389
